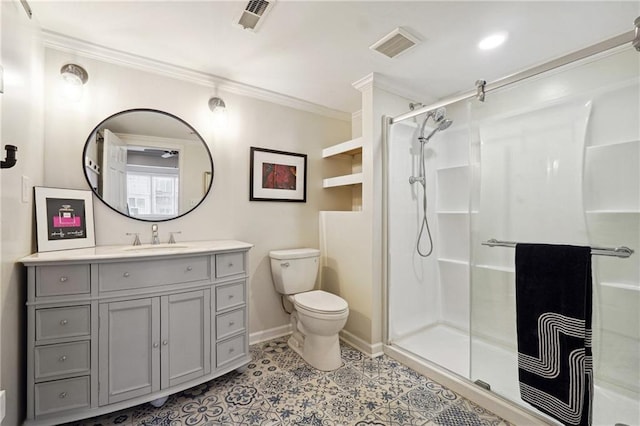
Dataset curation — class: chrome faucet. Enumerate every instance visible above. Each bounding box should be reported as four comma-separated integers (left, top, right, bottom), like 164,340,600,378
151,224,160,245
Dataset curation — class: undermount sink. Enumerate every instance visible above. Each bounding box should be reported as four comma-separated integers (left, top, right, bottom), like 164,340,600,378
123,244,189,251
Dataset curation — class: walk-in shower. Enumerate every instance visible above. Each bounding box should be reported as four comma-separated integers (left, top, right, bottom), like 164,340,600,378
409,107,453,257
385,23,640,425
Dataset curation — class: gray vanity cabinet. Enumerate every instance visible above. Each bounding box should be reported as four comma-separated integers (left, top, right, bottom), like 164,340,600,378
21,241,252,426
160,289,211,388
98,298,160,405
98,289,211,405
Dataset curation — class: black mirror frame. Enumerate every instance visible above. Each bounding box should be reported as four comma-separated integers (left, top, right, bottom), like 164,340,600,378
82,108,214,222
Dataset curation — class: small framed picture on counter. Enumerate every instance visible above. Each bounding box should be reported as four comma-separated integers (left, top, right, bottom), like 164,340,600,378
34,187,96,252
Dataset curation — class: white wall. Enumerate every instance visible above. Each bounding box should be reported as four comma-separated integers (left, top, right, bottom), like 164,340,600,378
43,47,352,344
1,2,45,425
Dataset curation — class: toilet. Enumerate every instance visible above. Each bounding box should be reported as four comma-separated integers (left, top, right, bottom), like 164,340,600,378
269,248,349,371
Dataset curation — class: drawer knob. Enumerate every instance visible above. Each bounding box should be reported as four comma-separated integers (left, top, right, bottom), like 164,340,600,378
123,272,130,278
228,294,234,299
186,266,193,272
60,319,68,326
281,262,290,268
229,347,235,353
228,263,234,268
59,276,68,283
229,321,235,326
153,342,159,348
162,340,168,346
59,355,67,362
59,392,67,399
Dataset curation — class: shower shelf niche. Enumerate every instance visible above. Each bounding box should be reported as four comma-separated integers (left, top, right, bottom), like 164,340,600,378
438,258,469,266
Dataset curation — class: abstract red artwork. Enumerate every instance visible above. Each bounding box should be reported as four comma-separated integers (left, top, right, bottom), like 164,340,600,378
262,163,297,190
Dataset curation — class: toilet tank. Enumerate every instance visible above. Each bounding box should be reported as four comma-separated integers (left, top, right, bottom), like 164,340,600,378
269,248,320,295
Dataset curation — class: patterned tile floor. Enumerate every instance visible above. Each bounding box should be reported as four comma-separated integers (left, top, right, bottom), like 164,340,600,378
68,337,511,425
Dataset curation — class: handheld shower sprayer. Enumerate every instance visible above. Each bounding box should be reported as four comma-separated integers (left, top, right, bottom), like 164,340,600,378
409,107,454,257
419,107,452,143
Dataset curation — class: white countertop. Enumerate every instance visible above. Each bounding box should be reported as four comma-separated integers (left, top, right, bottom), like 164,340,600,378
20,240,253,265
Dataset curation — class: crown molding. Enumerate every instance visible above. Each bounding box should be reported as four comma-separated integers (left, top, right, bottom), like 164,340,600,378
352,72,432,106
43,30,351,122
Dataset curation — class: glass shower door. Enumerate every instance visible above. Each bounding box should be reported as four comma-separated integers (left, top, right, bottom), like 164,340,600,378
469,46,640,425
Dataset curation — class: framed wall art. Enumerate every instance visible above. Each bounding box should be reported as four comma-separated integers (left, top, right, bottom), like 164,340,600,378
34,187,96,252
250,147,307,202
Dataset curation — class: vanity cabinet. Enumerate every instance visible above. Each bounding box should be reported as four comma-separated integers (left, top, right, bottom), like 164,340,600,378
21,240,252,426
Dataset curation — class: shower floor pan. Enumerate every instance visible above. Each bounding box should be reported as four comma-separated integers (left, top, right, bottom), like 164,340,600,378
390,324,639,425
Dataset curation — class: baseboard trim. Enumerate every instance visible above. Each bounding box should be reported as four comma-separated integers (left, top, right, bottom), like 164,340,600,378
339,329,384,358
249,325,292,346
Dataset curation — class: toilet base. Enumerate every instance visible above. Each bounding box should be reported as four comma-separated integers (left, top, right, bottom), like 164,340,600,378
288,332,342,371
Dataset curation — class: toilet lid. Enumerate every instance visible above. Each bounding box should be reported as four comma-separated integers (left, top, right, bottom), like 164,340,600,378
293,290,348,314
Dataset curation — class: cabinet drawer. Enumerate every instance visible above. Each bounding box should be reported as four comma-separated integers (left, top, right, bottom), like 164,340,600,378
35,306,91,342
216,281,245,311
36,265,90,297
216,308,245,340
215,252,245,278
35,341,90,381
98,256,210,292
216,334,246,367
35,376,90,416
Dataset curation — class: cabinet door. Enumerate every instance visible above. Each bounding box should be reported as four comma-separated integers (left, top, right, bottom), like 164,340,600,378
99,298,160,405
160,289,211,388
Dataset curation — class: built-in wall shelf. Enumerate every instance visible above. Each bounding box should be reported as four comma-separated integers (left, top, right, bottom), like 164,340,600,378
322,137,363,158
322,137,364,210
323,172,364,188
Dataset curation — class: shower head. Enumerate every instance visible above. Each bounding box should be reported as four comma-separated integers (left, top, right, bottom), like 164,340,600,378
419,107,453,142
438,119,453,131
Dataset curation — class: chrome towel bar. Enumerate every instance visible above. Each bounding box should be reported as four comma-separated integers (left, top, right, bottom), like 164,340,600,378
482,239,634,259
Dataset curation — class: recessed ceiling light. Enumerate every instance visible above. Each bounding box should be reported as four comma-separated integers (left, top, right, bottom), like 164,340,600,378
478,32,508,50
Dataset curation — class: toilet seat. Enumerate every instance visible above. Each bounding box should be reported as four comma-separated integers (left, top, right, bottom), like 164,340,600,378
292,290,348,314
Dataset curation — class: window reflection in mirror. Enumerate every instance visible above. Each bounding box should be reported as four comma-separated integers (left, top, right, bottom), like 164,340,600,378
83,109,213,221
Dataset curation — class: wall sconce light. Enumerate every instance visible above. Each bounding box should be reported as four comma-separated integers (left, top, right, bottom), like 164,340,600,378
60,63,88,101
208,97,227,127
208,97,226,113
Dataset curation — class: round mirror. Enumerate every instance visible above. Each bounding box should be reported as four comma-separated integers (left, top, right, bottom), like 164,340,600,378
83,109,213,221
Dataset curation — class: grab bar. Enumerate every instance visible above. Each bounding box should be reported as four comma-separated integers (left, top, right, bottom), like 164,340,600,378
482,239,634,259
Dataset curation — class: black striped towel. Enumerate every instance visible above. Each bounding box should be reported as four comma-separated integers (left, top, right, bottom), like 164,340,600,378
515,243,593,426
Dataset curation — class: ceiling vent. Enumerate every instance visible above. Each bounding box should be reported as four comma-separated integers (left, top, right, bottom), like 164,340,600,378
370,27,420,59
236,0,275,32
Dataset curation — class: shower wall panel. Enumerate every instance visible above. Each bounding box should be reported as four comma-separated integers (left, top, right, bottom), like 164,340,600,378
387,122,439,340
